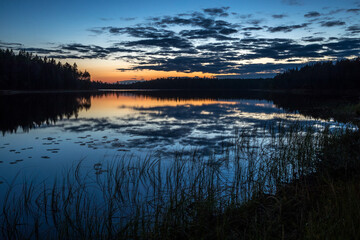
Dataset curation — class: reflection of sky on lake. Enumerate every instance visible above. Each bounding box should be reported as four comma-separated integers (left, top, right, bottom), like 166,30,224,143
0,92,340,183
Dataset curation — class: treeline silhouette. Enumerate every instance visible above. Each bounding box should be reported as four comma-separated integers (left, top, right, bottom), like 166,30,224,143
99,58,360,90
96,77,271,90
0,49,91,90
272,58,360,89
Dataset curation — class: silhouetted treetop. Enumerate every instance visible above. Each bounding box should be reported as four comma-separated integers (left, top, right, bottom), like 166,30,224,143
0,49,91,90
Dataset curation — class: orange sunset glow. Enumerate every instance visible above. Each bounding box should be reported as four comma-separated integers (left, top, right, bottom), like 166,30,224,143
71,58,214,82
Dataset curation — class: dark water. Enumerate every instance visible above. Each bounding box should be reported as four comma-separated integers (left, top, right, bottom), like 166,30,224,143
0,90,356,184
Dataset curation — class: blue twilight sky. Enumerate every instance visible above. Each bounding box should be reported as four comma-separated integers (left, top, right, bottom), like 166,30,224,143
1,0,360,81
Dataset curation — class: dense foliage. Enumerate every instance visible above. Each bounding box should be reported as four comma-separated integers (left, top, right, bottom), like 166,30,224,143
0,49,91,90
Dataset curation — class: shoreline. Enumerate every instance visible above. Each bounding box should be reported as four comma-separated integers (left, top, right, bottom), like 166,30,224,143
1,88,360,96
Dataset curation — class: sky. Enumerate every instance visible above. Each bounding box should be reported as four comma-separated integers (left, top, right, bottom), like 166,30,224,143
0,0,360,82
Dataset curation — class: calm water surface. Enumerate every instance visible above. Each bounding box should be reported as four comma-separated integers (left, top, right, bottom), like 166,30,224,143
0,90,346,184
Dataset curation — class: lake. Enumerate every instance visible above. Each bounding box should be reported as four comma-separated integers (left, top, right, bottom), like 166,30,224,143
1,89,359,237
1,90,355,184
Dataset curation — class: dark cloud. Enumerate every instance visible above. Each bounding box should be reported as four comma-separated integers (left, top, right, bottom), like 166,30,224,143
62,43,93,53
179,29,236,41
0,41,23,47
118,55,240,74
328,9,345,15
237,38,325,60
347,9,360,13
281,0,302,6
125,36,192,49
268,23,309,32
88,28,104,34
242,27,263,31
203,7,229,17
247,19,264,25
22,43,143,60
138,13,240,42
144,48,199,56
320,21,346,27
61,43,142,57
103,26,176,39
238,14,253,19
47,55,83,59
272,14,287,19
120,17,137,21
323,38,360,51
100,18,114,21
196,43,237,52
21,48,66,54
320,38,360,57
301,36,325,42
304,11,321,18
347,25,360,34
151,14,214,28
219,28,238,35
150,13,239,32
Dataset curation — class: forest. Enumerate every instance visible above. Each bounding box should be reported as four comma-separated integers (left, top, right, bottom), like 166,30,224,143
272,58,360,89
0,49,91,90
